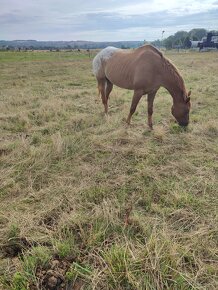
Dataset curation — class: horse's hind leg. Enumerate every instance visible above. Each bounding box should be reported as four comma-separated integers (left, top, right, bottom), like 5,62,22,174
97,78,108,114
105,79,113,103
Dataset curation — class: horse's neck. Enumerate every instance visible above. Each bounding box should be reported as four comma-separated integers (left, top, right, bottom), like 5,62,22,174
165,83,184,103
162,68,185,103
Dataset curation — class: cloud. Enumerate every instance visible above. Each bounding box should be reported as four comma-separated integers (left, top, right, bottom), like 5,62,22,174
1,0,218,41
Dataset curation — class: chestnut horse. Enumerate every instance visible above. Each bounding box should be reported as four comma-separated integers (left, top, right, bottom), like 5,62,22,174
93,45,191,128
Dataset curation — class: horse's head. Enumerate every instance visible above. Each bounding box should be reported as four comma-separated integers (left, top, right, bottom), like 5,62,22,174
171,91,191,126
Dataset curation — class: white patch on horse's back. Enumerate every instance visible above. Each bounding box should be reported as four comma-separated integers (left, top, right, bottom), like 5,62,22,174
92,46,119,76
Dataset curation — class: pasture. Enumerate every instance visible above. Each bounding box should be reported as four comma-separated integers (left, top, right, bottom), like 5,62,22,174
0,50,217,289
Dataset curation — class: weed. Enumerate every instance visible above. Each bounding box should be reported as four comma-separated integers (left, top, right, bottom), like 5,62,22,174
22,246,52,274
12,272,28,290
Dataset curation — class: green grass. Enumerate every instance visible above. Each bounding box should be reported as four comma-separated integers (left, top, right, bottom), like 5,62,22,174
0,50,91,62
0,50,217,289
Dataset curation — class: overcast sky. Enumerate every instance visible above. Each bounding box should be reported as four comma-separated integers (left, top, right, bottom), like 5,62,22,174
1,0,218,41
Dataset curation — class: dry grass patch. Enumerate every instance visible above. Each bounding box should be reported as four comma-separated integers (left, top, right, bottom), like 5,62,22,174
0,50,217,289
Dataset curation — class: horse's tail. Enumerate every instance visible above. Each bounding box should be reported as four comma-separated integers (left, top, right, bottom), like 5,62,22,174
97,81,102,98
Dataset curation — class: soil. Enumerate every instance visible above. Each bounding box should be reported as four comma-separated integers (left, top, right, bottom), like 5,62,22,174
30,255,83,290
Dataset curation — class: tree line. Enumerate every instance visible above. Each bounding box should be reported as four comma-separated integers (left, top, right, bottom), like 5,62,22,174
1,28,218,51
151,28,218,49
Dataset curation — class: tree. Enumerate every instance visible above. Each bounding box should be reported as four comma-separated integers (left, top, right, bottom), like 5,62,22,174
174,31,189,42
174,31,189,47
163,36,174,49
188,29,207,40
184,36,191,48
161,29,207,49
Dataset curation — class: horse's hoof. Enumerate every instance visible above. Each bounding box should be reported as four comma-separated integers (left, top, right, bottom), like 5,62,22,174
148,123,153,130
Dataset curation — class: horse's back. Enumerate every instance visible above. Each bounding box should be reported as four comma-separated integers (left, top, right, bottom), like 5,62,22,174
93,45,162,78
93,45,164,90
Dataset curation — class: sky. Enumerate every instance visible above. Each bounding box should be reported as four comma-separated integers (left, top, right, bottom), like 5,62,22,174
1,0,218,41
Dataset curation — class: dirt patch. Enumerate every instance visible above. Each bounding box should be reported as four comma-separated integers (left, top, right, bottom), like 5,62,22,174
30,256,82,290
1,237,52,258
1,237,33,258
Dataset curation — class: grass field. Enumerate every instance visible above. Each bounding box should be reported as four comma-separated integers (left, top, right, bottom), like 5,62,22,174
0,49,217,290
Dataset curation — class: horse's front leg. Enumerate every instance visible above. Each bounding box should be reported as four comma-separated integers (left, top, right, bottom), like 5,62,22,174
147,90,157,129
126,90,143,124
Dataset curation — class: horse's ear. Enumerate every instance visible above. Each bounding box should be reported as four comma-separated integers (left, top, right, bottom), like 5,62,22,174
188,90,191,97
186,97,190,103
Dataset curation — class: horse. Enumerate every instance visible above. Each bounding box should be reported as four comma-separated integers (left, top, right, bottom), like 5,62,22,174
92,45,191,128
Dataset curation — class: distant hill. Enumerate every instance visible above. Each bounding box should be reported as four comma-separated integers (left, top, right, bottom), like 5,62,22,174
0,40,143,50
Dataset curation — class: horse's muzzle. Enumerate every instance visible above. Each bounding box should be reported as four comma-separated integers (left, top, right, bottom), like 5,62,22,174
178,121,189,127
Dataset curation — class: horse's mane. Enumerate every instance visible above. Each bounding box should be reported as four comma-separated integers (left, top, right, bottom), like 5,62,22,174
139,45,185,94
136,45,185,94
137,44,163,58
145,45,164,58
162,56,186,95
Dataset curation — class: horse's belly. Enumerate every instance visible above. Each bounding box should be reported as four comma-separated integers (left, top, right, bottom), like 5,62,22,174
105,60,150,91
105,66,135,90
107,75,134,90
